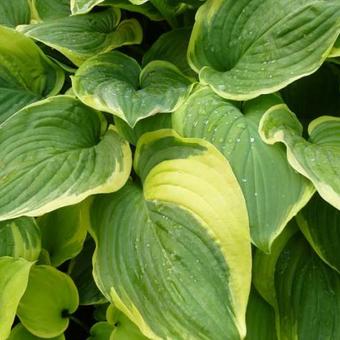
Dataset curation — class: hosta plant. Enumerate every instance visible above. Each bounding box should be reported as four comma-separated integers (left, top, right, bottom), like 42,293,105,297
0,0,339,339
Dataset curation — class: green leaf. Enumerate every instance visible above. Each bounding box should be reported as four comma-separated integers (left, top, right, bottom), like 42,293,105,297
329,36,340,58
0,26,64,123
275,233,340,339
37,200,90,267
0,96,132,221
17,8,143,66
90,130,251,339
17,265,79,338
173,87,314,252
0,257,33,340
0,0,30,27
69,238,106,305
188,0,340,100
72,51,193,127
114,113,172,145
70,0,106,14
245,287,277,340
88,322,114,340
9,324,65,340
32,0,71,21
0,217,41,261
259,105,340,209
296,193,340,273
142,27,196,78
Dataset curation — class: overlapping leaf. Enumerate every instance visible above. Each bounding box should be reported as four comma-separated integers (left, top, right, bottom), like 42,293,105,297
90,130,251,339
32,0,71,21
0,96,131,221
188,0,340,100
9,324,65,340
0,0,30,27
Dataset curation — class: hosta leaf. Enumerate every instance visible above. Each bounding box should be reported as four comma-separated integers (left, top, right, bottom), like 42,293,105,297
90,130,251,339
114,113,172,145
188,0,340,100
0,217,41,261
259,106,340,209
69,238,106,305
329,36,340,58
275,233,340,339
17,265,79,338
0,26,64,123
37,200,90,267
73,52,193,127
173,87,314,252
9,324,65,340
0,96,132,221
142,27,196,78
32,0,71,21
0,0,30,27
17,9,143,66
245,287,277,340
88,322,114,340
70,0,106,14
0,257,33,340
107,305,148,339
296,193,340,273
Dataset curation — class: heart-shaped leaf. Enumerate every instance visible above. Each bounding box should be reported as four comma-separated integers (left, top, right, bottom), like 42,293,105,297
90,130,251,339
9,324,65,340
0,96,132,221
17,265,79,338
0,217,41,261
17,8,143,66
0,26,64,123
0,257,33,340
88,322,114,340
0,0,30,27
296,193,340,273
72,51,193,127
259,106,340,209
188,0,340,100
173,87,314,252
32,0,71,21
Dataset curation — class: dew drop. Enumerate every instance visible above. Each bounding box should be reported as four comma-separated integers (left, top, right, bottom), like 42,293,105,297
250,137,255,143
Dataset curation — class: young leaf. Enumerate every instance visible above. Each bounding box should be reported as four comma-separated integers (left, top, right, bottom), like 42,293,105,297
72,51,193,127
0,0,31,27
0,217,41,261
88,322,114,340
0,26,64,123
17,265,79,338
32,0,71,21
90,130,251,339
37,200,90,267
259,106,340,209
0,257,33,340
17,8,143,66
8,324,65,340
173,87,314,252
296,193,340,273
188,0,340,100
329,36,340,58
275,233,340,339
0,96,132,221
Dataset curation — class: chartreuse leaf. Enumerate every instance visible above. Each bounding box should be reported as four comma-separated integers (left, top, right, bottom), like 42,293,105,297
173,87,314,252
90,130,251,339
329,36,340,58
0,257,33,340
68,238,106,305
259,105,340,209
245,287,277,340
188,0,340,100
0,0,30,27
0,96,132,222
37,200,90,267
17,8,143,66
0,26,64,123
275,233,340,340
32,0,71,21
296,193,340,273
114,113,171,146
0,217,41,261
88,322,114,340
107,305,148,339
143,27,196,78
9,324,65,340
17,265,79,338
73,51,193,127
